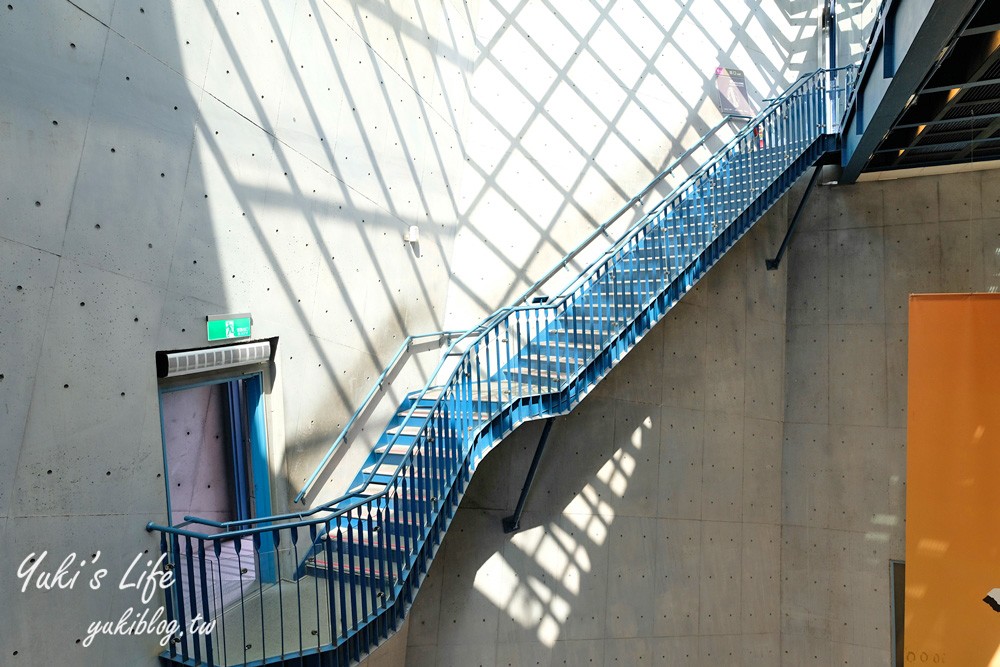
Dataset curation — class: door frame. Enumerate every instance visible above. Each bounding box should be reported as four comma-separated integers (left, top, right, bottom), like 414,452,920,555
157,371,272,531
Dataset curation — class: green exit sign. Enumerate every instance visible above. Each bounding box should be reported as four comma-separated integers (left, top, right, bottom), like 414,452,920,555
207,313,252,341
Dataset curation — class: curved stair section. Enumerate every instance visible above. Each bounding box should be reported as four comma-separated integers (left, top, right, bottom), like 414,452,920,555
148,68,852,667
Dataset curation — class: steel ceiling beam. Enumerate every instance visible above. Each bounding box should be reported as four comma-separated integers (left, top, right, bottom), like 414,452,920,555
840,0,981,183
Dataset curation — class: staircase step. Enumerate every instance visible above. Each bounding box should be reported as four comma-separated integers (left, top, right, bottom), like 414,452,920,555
362,463,445,479
327,502,431,523
507,366,570,381
306,555,390,581
345,482,437,504
548,327,607,337
349,482,387,495
373,443,411,456
521,353,583,365
385,424,422,437
533,340,602,351
396,407,493,421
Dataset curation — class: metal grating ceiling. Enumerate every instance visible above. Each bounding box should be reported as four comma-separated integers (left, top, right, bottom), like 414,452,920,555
863,1,1000,172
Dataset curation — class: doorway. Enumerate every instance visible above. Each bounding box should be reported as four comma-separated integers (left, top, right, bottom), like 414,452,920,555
159,372,275,610
160,374,270,527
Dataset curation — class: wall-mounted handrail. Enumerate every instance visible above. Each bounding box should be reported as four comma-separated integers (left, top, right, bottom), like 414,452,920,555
292,329,462,504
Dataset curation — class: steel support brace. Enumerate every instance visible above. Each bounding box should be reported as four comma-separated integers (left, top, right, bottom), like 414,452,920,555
765,166,823,270
502,418,555,533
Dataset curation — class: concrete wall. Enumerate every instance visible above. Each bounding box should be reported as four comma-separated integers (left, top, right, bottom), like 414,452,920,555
406,195,791,665
405,162,1000,666
779,167,1000,665
0,0,825,664
443,0,821,325
1,1,472,663
835,0,879,68
162,384,232,527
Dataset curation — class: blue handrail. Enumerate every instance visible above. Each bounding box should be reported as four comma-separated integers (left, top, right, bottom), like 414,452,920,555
147,67,854,667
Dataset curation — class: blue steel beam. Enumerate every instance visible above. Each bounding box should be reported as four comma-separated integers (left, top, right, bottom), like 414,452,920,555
840,0,980,183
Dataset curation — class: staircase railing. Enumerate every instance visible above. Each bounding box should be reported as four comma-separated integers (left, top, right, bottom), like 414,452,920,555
293,112,752,506
146,66,855,667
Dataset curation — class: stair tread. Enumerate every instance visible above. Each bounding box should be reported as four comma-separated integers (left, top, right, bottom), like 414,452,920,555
385,424,422,436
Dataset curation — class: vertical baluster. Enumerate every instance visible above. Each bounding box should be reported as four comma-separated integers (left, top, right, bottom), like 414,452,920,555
268,529,285,661
464,356,473,436
504,318,513,399
182,536,201,665
323,519,338,650
307,523,321,650
159,533,177,660
483,336,492,409
365,501,379,624
390,479,404,597
290,526,304,658
636,234,645,313
172,534,190,663
533,308,541,397
567,300,576,390
586,275,595,371
514,313,524,400
397,476,412,597
345,511,360,635
493,327,502,406
250,533,272,658
376,499,391,617
232,536,248,666
197,539,214,667
212,540,228,666
634,233,643,313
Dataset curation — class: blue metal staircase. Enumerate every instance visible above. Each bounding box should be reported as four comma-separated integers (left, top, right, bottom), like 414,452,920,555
147,67,853,667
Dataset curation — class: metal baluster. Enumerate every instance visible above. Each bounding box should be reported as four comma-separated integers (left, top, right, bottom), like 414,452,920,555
345,511,360,635
160,533,177,660
172,534,190,663
365,501,378,623
290,526,304,658
197,540,214,667
252,533,266,663
213,540,227,666
182,536,201,665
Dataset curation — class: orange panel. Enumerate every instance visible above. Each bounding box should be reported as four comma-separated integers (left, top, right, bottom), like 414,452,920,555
906,294,1000,665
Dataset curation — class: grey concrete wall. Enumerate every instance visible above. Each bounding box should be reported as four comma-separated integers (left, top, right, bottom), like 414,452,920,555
779,167,1000,665
162,384,232,527
1,1,473,663
0,1,824,664
404,163,1000,665
835,0,879,68
443,0,821,326
405,195,791,665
